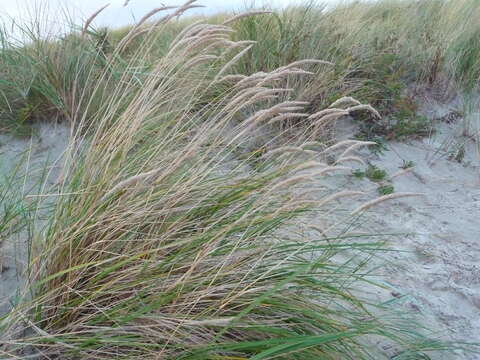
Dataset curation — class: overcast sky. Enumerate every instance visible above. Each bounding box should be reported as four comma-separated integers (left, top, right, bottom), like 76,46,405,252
0,0,341,31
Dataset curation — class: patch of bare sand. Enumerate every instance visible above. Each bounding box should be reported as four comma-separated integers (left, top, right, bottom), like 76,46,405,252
305,97,480,358
0,122,69,317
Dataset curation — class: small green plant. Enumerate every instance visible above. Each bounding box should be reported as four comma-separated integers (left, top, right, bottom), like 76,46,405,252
391,114,431,139
353,169,366,179
365,164,387,181
378,184,395,195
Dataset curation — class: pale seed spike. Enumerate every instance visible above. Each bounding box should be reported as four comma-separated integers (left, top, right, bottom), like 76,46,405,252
308,108,348,120
300,149,318,156
233,40,257,47
262,146,304,158
201,39,236,54
184,317,234,326
334,156,366,166
171,21,207,46
221,87,269,113
153,3,205,28
351,193,425,215
300,141,323,149
196,25,235,36
280,106,309,112
329,96,362,109
314,112,349,126
390,167,414,180
274,59,334,73
226,93,280,114
223,11,272,25
274,101,310,107
234,72,268,88
318,190,365,207
183,55,219,68
310,165,351,177
338,141,377,158
270,167,350,194
288,67,316,73
117,6,177,51
259,69,314,86
243,109,268,125
102,167,162,200
293,160,324,171
269,174,314,192
308,111,348,123
214,74,247,84
289,59,334,67
182,29,234,47
236,87,296,104
224,41,257,53
180,34,232,56
167,35,201,57
137,7,173,28
81,4,110,37
267,113,310,125
244,100,310,125
274,150,321,163
321,140,364,154
347,104,381,119
233,98,305,116
214,44,254,81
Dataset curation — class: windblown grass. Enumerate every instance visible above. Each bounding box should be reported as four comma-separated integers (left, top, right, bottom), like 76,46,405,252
223,0,480,139
107,0,480,140
0,24,99,134
3,0,480,139
0,1,469,359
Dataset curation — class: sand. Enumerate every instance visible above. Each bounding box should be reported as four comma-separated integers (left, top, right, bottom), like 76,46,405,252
0,122,69,317
365,102,480,358
306,94,480,359
350,134,479,359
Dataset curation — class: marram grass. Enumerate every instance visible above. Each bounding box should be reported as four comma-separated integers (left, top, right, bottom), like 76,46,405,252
0,2,466,359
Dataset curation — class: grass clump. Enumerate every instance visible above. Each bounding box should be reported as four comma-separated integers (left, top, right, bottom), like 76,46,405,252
223,0,480,141
4,0,480,141
0,3,458,360
365,164,387,182
390,113,431,139
378,184,395,196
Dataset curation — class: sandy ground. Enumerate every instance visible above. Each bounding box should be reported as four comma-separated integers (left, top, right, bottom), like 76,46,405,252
0,95,479,358
307,96,480,359
367,106,480,358
352,135,479,359
0,122,69,317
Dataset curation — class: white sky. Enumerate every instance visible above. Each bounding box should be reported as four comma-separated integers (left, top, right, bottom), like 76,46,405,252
0,0,341,31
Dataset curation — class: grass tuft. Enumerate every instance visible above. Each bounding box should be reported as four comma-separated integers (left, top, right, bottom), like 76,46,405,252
0,1,475,359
